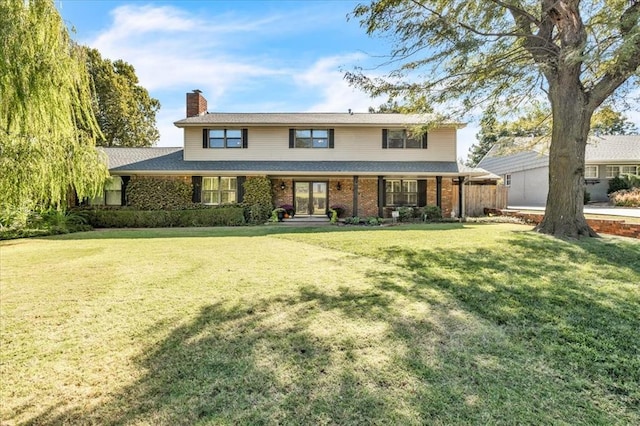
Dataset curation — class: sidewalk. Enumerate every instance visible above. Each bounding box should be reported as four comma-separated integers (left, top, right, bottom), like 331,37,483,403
508,205,640,218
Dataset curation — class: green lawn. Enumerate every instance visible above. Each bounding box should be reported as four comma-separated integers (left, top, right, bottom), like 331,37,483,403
1,223,639,425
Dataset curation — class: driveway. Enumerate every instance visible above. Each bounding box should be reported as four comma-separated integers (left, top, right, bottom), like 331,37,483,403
508,205,640,218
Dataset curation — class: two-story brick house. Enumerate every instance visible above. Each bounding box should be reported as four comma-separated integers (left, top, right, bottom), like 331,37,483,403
99,90,489,218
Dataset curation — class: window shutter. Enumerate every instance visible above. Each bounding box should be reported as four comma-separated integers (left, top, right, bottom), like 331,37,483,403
202,129,208,148
329,129,335,148
422,132,428,149
236,176,246,203
382,129,388,149
242,129,248,148
417,180,427,206
289,129,295,148
121,176,131,206
192,176,202,203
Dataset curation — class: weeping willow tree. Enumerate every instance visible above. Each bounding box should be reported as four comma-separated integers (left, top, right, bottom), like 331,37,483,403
347,0,640,238
0,0,108,212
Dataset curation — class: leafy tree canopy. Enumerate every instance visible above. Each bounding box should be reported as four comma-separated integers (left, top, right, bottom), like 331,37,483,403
348,0,640,238
85,47,160,147
0,0,108,211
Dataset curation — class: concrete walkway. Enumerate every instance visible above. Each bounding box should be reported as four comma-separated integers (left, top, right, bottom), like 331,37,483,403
508,205,640,218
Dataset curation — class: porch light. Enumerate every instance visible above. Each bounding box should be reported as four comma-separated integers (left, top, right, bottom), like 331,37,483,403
336,182,342,191
280,182,286,190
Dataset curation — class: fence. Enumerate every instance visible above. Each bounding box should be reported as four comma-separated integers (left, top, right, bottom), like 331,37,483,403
452,183,508,217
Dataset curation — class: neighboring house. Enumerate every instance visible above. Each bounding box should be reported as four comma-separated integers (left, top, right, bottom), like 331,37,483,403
477,135,640,206
95,90,495,218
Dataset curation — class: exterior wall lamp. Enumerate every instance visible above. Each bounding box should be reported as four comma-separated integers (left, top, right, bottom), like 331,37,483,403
336,182,342,191
280,182,286,191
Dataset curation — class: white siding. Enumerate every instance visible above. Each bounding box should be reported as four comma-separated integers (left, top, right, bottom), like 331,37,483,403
184,126,457,162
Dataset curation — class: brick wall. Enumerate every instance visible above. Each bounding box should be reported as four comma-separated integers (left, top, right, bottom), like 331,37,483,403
329,178,354,217
272,178,293,208
487,209,640,239
358,178,379,217
186,91,207,117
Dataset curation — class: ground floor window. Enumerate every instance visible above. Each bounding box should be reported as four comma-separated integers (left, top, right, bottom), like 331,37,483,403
385,179,417,206
504,174,512,187
584,165,598,179
606,165,638,178
202,177,237,205
89,176,122,206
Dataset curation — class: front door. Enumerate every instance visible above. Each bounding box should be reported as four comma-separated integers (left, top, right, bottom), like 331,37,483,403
294,181,327,216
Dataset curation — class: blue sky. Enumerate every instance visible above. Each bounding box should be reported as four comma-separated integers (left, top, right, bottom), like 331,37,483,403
54,0,480,159
55,1,638,160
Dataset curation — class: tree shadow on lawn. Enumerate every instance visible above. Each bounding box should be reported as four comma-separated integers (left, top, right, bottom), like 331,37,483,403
21,232,639,425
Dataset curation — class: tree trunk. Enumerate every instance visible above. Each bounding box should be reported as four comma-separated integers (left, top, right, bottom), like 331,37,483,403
535,76,598,238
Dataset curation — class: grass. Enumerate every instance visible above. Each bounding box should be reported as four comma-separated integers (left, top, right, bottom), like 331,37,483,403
1,223,639,425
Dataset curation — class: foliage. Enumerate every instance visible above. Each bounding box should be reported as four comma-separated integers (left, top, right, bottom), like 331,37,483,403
396,206,415,222
609,187,640,207
279,204,295,216
0,0,109,211
0,207,91,240
242,177,273,224
584,190,591,205
81,206,245,228
126,178,192,210
270,208,285,223
347,0,640,238
366,216,383,225
344,216,361,225
84,47,160,147
422,205,442,221
591,105,639,135
329,204,347,218
328,208,338,223
608,176,630,194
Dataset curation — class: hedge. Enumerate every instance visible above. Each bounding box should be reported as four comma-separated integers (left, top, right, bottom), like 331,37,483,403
127,177,193,210
81,206,245,228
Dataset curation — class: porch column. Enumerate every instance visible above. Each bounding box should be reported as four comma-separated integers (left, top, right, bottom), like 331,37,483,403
352,176,359,217
458,176,465,218
378,176,385,217
436,176,442,210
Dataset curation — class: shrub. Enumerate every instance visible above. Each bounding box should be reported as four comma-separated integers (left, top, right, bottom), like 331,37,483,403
344,216,360,225
584,190,591,204
608,176,630,195
81,206,245,228
396,206,415,222
242,177,273,224
421,205,442,221
366,217,383,225
609,187,640,207
127,177,192,210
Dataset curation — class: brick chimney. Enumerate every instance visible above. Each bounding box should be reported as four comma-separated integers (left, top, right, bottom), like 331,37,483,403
186,90,207,117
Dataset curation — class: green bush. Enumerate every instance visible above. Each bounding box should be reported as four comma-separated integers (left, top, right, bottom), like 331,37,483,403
396,207,415,222
608,176,630,194
242,177,273,224
81,206,245,228
127,178,192,210
421,205,442,221
0,207,92,240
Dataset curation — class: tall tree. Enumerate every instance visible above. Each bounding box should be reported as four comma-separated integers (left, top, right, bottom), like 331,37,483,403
347,0,640,238
0,0,108,211
85,48,160,147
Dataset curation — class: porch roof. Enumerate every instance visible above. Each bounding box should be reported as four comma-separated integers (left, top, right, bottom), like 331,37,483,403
102,148,487,177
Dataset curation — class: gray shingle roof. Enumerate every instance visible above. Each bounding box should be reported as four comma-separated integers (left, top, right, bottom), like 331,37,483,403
101,147,474,175
478,134,640,174
175,112,464,128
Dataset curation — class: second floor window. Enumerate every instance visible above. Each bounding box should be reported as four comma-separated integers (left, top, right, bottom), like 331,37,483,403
203,129,247,149
383,129,426,149
296,129,328,148
289,129,334,148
